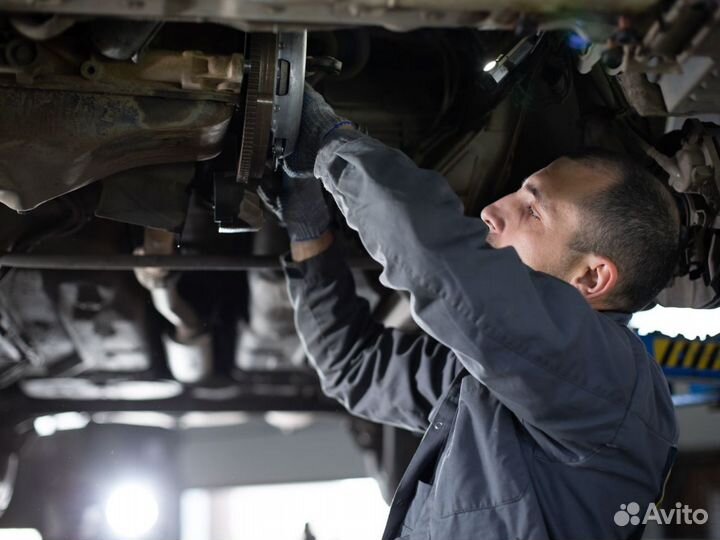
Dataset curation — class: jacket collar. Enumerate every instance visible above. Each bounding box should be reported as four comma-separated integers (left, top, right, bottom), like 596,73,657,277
601,310,633,326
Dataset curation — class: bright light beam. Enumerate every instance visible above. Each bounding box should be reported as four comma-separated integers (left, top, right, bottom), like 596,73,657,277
105,482,159,539
483,59,497,72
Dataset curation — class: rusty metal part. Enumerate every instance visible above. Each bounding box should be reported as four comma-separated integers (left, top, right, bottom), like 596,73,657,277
10,14,77,41
0,42,245,101
109,50,245,92
238,33,277,182
621,0,720,115
213,172,266,233
56,276,153,372
134,228,213,384
638,0,710,69
236,222,304,371
133,229,178,290
0,0,655,33
636,120,720,203
0,254,380,271
0,87,233,211
656,271,720,309
234,190,265,232
144,228,177,254
237,269,304,370
647,120,720,201
90,19,163,61
655,1,720,114
96,163,195,232
3,39,37,69
642,120,720,308
615,72,667,116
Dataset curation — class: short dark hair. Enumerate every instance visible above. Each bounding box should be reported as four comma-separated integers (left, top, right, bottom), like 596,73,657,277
566,149,680,313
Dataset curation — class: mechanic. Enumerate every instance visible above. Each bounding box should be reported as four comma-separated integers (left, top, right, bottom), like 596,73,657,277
271,86,680,540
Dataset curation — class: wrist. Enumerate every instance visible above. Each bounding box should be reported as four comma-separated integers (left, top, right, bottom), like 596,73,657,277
281,176,331,243
321,120,355,143
291,230,334,262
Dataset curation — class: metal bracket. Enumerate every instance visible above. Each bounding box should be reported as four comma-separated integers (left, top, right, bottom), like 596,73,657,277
271,31,307,170
213,173,265,233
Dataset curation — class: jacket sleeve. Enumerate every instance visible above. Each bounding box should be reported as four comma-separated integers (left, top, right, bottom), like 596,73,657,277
283,241,463,433
313,131,642,447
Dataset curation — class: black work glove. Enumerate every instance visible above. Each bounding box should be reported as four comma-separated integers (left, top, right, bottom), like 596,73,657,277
259,174,330,242
282,84,353,179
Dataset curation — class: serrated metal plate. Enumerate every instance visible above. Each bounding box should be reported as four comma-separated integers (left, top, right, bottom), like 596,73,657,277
238,33,277,182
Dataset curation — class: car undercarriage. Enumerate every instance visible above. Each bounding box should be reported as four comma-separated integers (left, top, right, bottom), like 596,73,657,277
0,1,718,538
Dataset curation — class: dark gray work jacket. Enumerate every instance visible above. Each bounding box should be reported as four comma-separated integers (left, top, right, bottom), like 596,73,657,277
283,132,679,540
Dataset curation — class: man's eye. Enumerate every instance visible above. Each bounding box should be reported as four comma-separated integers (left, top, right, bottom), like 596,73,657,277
528,206,540,220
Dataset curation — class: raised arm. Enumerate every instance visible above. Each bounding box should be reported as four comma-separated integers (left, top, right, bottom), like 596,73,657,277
284,235,462,433
262,165,462,433
304,128,642,446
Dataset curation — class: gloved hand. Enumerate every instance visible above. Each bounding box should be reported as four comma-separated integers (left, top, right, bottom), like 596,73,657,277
283,84,353,179
259,174,330,242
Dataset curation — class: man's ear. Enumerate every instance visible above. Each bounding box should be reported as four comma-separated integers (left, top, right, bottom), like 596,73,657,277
569,254,619,306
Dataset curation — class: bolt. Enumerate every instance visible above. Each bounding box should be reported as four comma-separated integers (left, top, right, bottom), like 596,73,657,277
80,60,103,80
601,46,624,70
5,40,37,67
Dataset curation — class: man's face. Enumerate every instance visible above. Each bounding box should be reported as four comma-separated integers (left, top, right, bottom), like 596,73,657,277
480,157,614,281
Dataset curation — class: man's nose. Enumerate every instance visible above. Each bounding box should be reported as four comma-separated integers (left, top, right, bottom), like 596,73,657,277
480,205,504,233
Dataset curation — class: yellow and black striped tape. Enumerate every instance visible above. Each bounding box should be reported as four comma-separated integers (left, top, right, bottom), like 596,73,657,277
652,336,720,371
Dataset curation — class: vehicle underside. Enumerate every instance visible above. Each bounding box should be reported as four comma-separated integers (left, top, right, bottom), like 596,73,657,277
0,1,718,538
